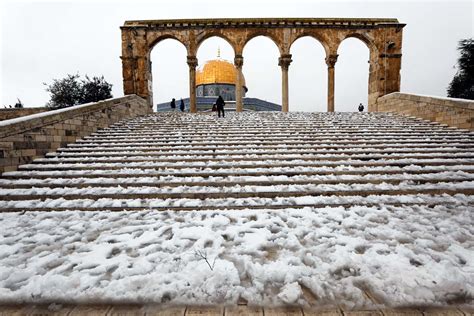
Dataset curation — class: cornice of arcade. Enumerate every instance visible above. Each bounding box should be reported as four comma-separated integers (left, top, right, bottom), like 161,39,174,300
122,17,406,30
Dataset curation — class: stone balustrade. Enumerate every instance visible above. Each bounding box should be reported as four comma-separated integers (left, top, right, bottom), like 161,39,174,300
375,92,474,130
0,95,150,174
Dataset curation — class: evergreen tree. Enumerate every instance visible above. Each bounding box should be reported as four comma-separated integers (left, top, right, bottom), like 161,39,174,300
45,74,83,109
45,74,113,109
80,75,113,104
447,38,474,100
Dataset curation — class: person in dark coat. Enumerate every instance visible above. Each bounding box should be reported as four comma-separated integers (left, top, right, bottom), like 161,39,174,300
170,98,176,111
216,95,225,118
358,103,364,112
180,99,185,112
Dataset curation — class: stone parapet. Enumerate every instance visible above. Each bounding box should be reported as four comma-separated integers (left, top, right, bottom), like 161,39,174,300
0,95,150,174
123,17,404,29
0,108,47,121
375,92,474,130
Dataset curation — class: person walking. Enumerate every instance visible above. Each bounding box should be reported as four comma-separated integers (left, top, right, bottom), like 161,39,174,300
170,98,176,111
358,103,364,112
215,95,225,118
179,98,185,112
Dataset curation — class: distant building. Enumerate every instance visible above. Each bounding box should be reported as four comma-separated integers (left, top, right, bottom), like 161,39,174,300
156,50,281,112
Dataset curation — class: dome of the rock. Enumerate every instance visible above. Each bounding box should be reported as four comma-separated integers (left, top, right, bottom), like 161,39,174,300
195,57,247,101
196,59,246,87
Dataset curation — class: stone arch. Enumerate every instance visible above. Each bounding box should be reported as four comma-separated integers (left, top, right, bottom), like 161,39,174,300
289,33,330,58
196,32,237,56
242,31,282,55
337,32,378,57
148,33,189,54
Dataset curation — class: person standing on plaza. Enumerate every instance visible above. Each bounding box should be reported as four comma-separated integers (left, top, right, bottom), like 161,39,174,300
358,103,364,112
180,98,185,112
170,98,176,111
216,95,225,118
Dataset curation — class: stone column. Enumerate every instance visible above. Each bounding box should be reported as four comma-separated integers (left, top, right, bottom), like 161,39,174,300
278,54,292,112
325,54,338,112
121,56,137,97
234,55,244,112
187,56,198,113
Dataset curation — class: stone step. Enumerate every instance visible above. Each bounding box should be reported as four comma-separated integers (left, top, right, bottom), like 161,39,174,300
87,128,470,134
53,143,474,153
103,121,448,126
66,138,474,146
57,141,474,151
1,182,473,201
109,121,459,126
0,303,468,315
72,135,473,144
31,153,474,165
99,128,460,135
16,159,474,171
1,173,471,188
4,165,472,179
0,193,471,212
76,134,473,143
80,136,472,143
114,124,452,129
112,120,440,126
61,143,474,152
129,120,417,125
45,148,474,158
84,124,472,130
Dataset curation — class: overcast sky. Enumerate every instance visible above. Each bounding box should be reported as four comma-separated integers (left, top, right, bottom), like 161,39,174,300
1,0,472,112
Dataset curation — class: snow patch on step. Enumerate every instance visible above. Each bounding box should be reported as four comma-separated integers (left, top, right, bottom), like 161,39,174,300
0,206,471,307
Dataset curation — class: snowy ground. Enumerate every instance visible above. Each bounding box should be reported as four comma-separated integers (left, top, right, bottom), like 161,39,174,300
0,206,472,308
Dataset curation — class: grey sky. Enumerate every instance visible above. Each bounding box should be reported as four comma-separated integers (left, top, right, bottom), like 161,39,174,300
1,0,472,112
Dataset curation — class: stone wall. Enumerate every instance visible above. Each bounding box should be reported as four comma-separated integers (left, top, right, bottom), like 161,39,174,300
0,108,47,121
0,95,150,174
375,92,474,130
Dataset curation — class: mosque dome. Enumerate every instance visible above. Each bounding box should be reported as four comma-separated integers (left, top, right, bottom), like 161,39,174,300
196,58,246,88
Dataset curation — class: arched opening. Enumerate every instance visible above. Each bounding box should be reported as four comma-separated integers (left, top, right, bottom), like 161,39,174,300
335,37,370,112
242,36,281,108
195,36,236,109
151,38,188,112
289,36,327,112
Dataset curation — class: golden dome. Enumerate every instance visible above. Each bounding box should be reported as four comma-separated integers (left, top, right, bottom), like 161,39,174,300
196,58,246,87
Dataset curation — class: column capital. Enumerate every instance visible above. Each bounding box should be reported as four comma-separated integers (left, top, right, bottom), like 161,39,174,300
187,56,198,68
325,54,338,68
278,54,292,70
234,55,244,68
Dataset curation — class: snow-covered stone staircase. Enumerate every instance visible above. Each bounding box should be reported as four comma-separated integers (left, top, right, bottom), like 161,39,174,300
1,112,473,211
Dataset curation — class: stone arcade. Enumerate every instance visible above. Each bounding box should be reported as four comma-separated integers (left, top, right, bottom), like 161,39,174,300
121,18,405,112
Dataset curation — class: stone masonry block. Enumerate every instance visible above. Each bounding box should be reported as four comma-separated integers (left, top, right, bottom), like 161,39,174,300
12,141,35,150
20,149,36,157
0,95,148,172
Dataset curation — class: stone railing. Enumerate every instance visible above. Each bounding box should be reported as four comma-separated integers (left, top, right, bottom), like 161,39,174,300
0,108,47,121
0,95,151,174
375,92,474,130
